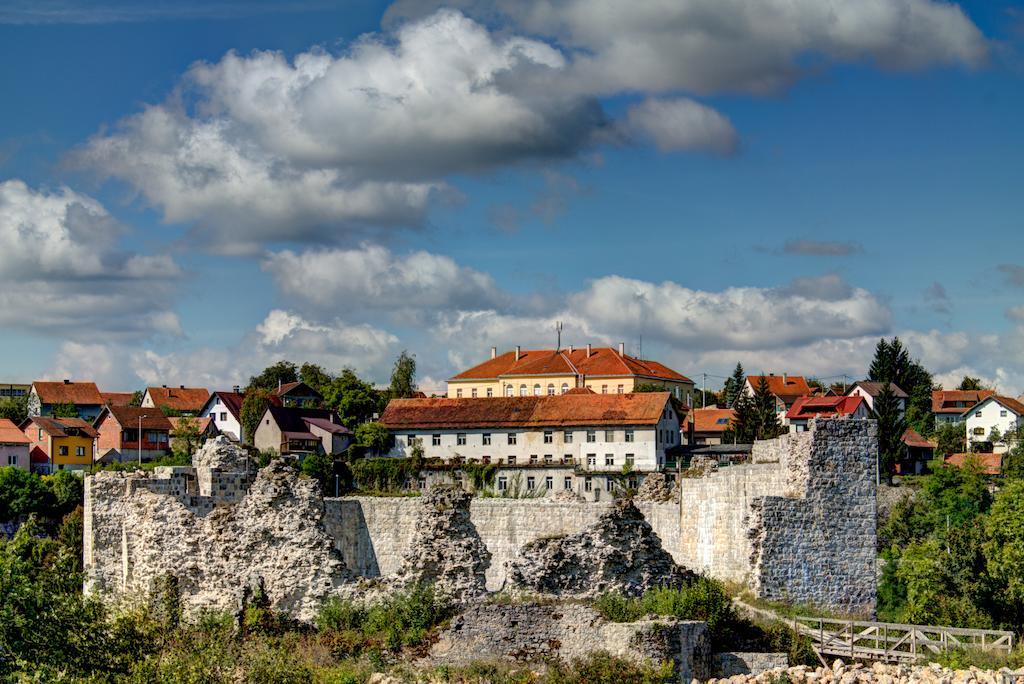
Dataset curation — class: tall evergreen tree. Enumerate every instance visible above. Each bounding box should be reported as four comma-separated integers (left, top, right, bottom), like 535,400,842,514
874,382,907,482
389,351,417,399
868,336,935,436
730,392,758,443
752,375,783,440
725,362,745,408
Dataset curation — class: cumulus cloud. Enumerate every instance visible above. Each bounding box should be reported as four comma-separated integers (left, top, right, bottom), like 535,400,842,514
0,179,181,340
625,98,738,154
385,0,988,95
782,239,863,256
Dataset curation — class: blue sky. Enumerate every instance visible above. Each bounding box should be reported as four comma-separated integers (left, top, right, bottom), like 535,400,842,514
1,0,1022,394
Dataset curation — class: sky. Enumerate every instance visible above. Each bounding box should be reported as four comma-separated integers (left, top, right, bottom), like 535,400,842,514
1,0,1023,395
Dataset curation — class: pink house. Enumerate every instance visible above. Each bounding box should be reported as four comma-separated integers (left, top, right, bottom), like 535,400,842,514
0,418,31,470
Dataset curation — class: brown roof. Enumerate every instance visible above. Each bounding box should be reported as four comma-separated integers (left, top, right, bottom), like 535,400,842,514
990,395,1024,416
275,381,321,398
848,381,908,399
690,407,735,433
564,386,596,395
901,427,934,449
101,392,135,407
99,406,173,431
207,391,247,420
24,416,99,439
381,392,673,430
145,386,211,412
787,396,866,421
168,416,215,434
945,452,1001,476
0,418,30,445
746,375,811,402
451,348,691,383
932,389,995,414
31,381,103,406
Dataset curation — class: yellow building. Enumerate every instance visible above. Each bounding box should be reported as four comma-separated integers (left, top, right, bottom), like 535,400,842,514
447,344,695,406
20,416,98,472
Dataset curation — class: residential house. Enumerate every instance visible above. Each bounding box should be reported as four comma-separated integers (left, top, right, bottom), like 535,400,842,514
932,389,995,426
686,407,736,445
845,381,908,417
141,385,211,416
94,406,172,463
898,428,935,475
446,344,695,406
20,416,98,473
168,416,218,442
253,406,351,458
274,382,322,408
380,392,682,499
744,374,812,424
199,390,249,442
785,396,869,432
964,395,1024,454
0,383,29,399
0,418,30,470
944,452,1002,476
100,392,135,407
27,380,104,420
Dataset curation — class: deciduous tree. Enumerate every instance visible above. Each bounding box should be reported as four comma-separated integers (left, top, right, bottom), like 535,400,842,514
389,351,417,399
240,389,272,445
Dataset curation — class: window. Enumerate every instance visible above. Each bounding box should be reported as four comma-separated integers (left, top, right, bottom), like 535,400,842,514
586,430,596,443
507,433,517,445
625,453,634,466
215,396,221,405
625,429,634,443
497,477,507,491
471,388,477,398
604,429,614,441
563,454,572,464
456,389,463,398
617,384,624,394
59,446,68,456
601,385,608,394
37,428,43,440
547,384,555,395
508,455,516,465
605,454,614,466
1001,410,1008,417
406,435,416,446
543,431,553,444
584,477,593,492
530,454,538,464
587,453,596,466
545,476,553,490
527,476,536,490
482,433,492,446
564,430,573,443
8,454,18,466
487,388,493,398
606,479,613,492
544,454,553,464
432,434,441,446
561,383,569,394
563,476,572,490
418,478,427,490
520,385,527,396
628,477,638,490
76,446,85,457
533,384,541,396
973,427,986,435
457,433,467,446
505,386,513,397
220,412,227,421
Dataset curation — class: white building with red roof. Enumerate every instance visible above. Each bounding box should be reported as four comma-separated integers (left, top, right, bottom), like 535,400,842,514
744,374,813,424
964,395,1024,454
786,395,869,432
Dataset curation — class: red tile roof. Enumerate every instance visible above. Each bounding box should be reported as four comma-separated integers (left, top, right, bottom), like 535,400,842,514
990,395,1024,416
786,395,866,421
145,386,211,412
100,392,135,407
168,416,215,434
690,407,736,433
944,452,1001,476
381,392,673,430
31,381,103,406
207,391,247,420
24,416,99,439
901,427,934,449
747,375,812,401
99,406,173,431
0,418,30,445
932,389,995,414
451,348,691,383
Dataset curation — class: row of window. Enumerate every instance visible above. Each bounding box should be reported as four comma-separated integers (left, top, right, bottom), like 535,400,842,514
7,454,19,466
492,475,638,492
455,383,632,398
417,429,637,447
0,388,26,397
56,446,87,456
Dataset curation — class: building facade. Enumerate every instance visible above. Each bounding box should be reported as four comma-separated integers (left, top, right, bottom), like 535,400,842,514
20,416,98,473
845,381,908,417
94,406,173,463
200,391,247,442
933,389,996,426
786,396,869,432
0,418,31,470
142,386,211,415
27,380,105,421
964,396,1024,454
254,406,350,457
743,375,812,425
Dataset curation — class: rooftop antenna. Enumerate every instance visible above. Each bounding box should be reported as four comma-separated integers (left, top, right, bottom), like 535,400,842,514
555,321,563,351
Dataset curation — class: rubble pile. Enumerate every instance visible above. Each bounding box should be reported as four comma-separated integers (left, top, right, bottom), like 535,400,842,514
706,659,1013,684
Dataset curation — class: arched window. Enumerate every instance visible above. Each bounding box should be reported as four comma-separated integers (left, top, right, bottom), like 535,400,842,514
547,384,555,395
505,385,513,397
561,383,569,394
519,384,527,396
533,384,541,396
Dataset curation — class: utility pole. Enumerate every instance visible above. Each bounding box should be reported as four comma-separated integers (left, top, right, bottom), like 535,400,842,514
702,373,707,408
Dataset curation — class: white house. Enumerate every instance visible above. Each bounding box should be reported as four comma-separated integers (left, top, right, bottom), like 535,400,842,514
743,374,812,425
845,381,908,417
199,391,246,442
932,389,994,426
964,395,1024,454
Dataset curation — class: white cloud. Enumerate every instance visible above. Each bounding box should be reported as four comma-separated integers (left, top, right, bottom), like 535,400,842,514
625,98,738,154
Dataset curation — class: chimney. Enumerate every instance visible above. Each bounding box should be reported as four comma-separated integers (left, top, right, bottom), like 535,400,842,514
278,378,282,390
515,346,521,362
491,346,497,359
63,379,70,384
618,342,625,357
162,384,167,388
232,385,240,394
783,373,788,384
180,385,185,389
569,345,574,353
586,343,592,358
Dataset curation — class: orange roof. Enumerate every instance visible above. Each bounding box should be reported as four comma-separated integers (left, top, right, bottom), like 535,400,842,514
989,395,1024,416
98,406,173,431
690,407,736,433
0,418,30,445
451,347,691,383
23,416,99,439
747,375,811,401
901,427,934,449
31,381,103,406
786,395,866,421
945,452,1001,476
145,386,211,412
932,389,995,414
101,392,135,407
381,392,674,430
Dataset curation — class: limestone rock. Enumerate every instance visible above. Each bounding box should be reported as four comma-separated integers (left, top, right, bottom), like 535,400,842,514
192,435,252,471
506,498,694,597
634,472,675,502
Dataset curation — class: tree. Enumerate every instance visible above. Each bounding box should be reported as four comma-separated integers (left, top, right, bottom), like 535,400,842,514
128,390,144,407
752,375,783,440
300,450,336,494
934,422,966,458
874,384,907,481
723,363,745,408
170,416,203,460
729,392,758,443
246,361,298,392
0,395,28,424
389,351,417,399
958,376,985,391
321,368,386,428
983,481,1024,624
867,337,935,435
299,363,332,394
355,421,390,454
240,388,273,445
49,402,79,418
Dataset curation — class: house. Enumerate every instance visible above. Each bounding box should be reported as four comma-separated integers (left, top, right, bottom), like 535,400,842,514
897,428,935,475
785,395,869,432
932,389,995,426
20,416,98,473
0,418,31,470
944,452,1002,476
168,416,218,439
274,382,322,408
744,374,812,424
94,406,173,463
686,407,736,445
380,392,682,499
27,380,104,420
253,406,351,457
199,390,248,442
100,392,135,407
846,381,908,417
447,344,695,406
963,395,1024,454
141,385,211,415
0,383,29,399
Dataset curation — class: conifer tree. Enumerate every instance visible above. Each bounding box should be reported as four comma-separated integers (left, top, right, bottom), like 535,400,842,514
752,375,783,440
874,382,907,482
725,362,745,408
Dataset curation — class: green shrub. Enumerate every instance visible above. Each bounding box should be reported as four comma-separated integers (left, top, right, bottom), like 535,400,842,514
545,651,674,684
593,577,738,639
